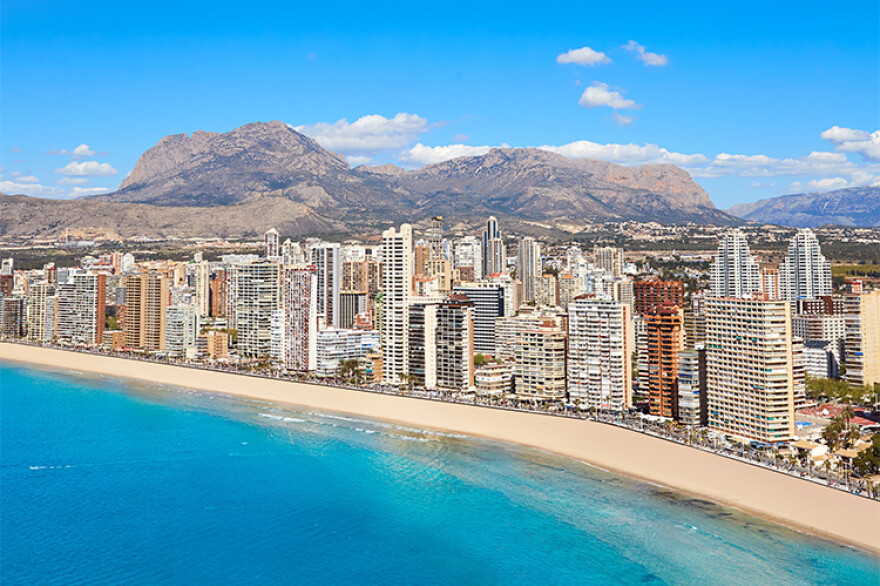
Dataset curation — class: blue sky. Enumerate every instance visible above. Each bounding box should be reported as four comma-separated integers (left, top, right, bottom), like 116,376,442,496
2,1,878,209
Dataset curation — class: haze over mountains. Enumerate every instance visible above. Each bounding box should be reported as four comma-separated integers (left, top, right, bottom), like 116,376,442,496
5,120,740,239
727,186,880,228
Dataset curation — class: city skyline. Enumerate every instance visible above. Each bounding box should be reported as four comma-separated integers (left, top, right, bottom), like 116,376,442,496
2,1,878,208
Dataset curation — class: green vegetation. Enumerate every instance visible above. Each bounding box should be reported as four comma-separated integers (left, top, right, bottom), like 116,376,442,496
806,376,878,405
474,353,489,367
831,264,880,278
105,315,119,331
821,405,859,451
853,434,880,477
337,358,362,382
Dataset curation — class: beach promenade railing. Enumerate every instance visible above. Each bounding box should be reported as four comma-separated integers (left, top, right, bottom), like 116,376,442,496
2,338,877,501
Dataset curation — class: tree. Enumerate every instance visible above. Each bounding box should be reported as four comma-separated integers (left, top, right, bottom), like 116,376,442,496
853,434,880,477
337,358,361,382
474,353,489,367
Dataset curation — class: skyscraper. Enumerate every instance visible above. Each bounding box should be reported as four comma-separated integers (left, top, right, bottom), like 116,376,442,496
779,229,831,302
123,273,168,351
593,247,623,277
709,230,760,298
645,303,684,418
452,282,507,355
310,243,341,329
516,236,540,305
233,261,280,357
191,260,211,317
633,280,684,316
272,265,318,371
264,228,280,258
482,216,505,276
381,224,413,384
844,289,880,388
567,296,632,410
56,273,106,346
706,297,795,442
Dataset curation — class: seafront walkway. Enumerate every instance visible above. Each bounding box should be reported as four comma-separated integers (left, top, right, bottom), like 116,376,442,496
2,339,877,501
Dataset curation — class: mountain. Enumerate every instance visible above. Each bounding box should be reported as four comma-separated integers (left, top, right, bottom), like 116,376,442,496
728,186,880,228
3,121,737,240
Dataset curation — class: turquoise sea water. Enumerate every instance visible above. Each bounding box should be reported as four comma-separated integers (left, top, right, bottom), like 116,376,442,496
1,362,878,585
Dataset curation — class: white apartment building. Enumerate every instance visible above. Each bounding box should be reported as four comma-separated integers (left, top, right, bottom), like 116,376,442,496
165,304,200,356
567,296,632,411
709,230,760,298
705,297,795,442
381,224,413,384
779,229,831,302
233,261,280,357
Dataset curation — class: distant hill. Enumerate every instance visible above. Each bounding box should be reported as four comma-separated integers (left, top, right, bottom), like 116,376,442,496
3,120,737,239
728,186,880,228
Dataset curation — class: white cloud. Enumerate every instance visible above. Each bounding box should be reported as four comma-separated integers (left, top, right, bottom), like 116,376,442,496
48,143,100,157
0,180,63,197
57,177,89,185
622,40,668,66
9,172,40,183
579,82,639,110
346,155,372,166
821,126,880,162
54,161,118,176
69,186,111,198
556,46,611,66
541,140,707,166
820,126,870,143
398,143,504,166
295,113,429,155
611,113,635,126
806,177,849,191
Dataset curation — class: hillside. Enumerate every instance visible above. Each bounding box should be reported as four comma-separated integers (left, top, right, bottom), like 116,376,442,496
728,186,880,228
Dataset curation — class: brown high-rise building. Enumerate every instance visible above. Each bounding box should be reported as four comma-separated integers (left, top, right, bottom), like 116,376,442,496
0,275,13,297
124,273,168,351
634,280,684,317
210,270,227,318
414,245,431,276
645,303,684,418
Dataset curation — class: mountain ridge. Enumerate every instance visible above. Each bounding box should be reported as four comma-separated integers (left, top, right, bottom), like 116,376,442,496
728,186,880,228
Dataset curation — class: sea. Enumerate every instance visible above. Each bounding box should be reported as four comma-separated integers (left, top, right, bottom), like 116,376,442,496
1,361,878,585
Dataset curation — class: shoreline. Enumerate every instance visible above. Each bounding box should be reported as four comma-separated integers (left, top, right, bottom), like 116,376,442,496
2,342,879,555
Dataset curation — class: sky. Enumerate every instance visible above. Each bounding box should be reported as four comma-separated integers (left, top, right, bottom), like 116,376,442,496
2,1,878,209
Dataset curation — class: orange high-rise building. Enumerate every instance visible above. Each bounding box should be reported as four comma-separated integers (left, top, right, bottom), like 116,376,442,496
634,280,683,317
645,303,684,418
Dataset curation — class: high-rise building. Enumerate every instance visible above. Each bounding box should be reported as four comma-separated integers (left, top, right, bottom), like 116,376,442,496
434,295,475,392
408,300,439,388
534,274,559,307
593,247,623,277
0,258,13,275
264,228,280,258
514,322,567,401
381,224,413,384
706,297,795,442
339,292,367,329
233,261,280,358
165,304,199,356
557,274,587,310
677,345,707,426
272,259,317,366
56,273,106,346
310,243,341,329
482,216,506,276
759,267,781,300
495,308,566,363
516,236,540,305
779,229,831,302
452,283,507,355
191,260,211,317
123,273,168,351
709,230,760,298
1,296,26,337
567,296,632,410
844,289,880,388
633,280,684,316
454,236,482,280
645,303,684,418
26,282,55,341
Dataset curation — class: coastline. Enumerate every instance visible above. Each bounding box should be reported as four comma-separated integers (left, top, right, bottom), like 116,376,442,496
2,342,879,555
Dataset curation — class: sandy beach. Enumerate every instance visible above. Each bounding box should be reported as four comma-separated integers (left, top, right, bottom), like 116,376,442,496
2,342,879,555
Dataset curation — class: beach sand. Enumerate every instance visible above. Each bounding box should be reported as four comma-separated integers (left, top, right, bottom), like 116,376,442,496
2,342,879,555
